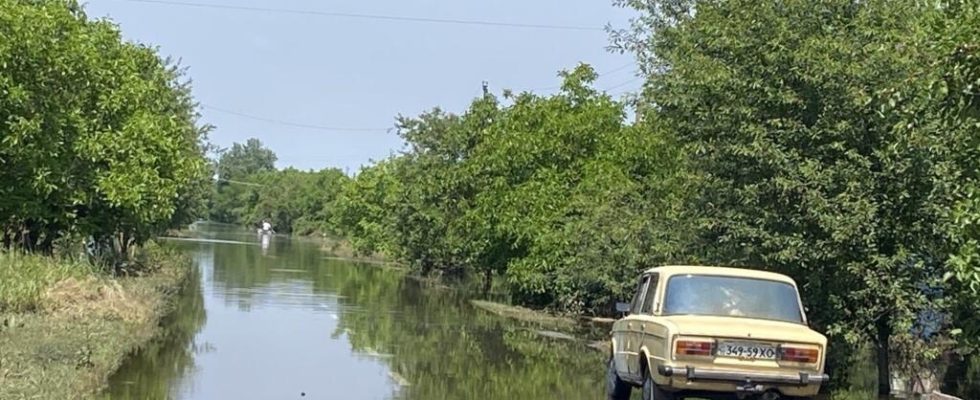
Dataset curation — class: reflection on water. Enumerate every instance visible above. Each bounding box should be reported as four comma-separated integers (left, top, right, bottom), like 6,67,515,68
100,224,607,399
259,232,270,256
101,254,206,400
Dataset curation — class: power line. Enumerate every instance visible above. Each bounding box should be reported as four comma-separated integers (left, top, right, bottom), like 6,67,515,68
200,103,391,132
601,63,636,76
602,77,643,92
110,0,604,32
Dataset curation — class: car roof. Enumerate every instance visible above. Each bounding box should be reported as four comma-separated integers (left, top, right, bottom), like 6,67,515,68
641,265,797,285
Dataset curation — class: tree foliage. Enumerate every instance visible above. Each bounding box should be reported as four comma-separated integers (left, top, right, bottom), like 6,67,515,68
334,65,688,312
0,0,209,265
36,0,972,391
216,138,277,182
246,167,349,235
330,0,980,393
611,0,980,392
208,138,349,235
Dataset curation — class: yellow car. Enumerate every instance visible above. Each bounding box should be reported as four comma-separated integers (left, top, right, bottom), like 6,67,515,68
607,266,828,400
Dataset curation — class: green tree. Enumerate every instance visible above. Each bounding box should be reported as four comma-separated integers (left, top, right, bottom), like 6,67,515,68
393,98,501,280
207,137,352,234
216,138,277,182
241,167,349,234
894,4,980,382
612,0,975,391
333,160,403,256
937,3,980,338
334,65,689,314
0,0,209,266
464,66,687,312
209,138,277,223
289,168,351,236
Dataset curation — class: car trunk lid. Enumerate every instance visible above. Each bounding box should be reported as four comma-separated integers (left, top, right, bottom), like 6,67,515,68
663,315,824,344
662,315,827,371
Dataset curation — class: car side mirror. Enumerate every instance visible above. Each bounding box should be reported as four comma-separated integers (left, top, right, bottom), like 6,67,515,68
615,302,631,314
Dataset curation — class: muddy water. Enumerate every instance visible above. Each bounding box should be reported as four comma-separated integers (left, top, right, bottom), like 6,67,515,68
99,224,607,400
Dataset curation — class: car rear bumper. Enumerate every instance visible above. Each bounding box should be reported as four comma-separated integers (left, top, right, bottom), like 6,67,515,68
658,365,829,385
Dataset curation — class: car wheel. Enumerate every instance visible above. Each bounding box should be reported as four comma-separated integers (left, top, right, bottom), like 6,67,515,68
606,357,632,400
641,366,675,400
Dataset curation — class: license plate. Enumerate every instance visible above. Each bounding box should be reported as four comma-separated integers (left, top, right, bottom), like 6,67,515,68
718,341,777,360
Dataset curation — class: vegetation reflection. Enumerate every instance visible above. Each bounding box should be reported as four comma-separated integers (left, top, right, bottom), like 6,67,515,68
100,266,207,400
320,260,608,400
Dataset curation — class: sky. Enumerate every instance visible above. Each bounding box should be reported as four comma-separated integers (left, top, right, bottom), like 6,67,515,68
83,0,639,173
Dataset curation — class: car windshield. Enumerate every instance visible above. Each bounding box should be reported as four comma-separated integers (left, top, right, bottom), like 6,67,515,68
663,274,804,323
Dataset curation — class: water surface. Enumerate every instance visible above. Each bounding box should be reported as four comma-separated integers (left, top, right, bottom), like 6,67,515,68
101,225,607,400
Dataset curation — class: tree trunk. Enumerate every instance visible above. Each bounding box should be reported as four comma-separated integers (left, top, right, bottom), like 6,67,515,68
38,233,54,255
877,317,892,396
482,269,493,295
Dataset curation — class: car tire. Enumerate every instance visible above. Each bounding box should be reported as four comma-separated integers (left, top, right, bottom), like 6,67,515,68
606,357,632,400
641,366,675,400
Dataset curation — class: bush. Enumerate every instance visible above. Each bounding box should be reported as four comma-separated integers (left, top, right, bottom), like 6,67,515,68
0,252,93,313
0,0,209,260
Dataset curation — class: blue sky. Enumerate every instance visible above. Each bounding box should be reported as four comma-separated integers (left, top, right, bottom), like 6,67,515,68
84,0,639,173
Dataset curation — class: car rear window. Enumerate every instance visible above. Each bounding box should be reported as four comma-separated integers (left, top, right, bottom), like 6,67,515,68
662,274,803,324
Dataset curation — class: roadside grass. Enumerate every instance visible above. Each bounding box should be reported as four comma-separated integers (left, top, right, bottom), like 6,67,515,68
0,245,191,400
319,236,357,258
0,252,94,313
828,390,877,400
317,235,388,262
470,299,579,331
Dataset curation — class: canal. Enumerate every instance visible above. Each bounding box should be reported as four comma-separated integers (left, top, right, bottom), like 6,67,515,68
99,224,608,399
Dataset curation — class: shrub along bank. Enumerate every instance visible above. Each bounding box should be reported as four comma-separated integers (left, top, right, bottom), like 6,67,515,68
0,244,193,400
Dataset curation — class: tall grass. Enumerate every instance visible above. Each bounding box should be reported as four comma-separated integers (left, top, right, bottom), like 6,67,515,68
0,252,95,313
0,245,193,400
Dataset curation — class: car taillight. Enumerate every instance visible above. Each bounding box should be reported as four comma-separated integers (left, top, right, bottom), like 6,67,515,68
778,346,819,363
675,339,715,356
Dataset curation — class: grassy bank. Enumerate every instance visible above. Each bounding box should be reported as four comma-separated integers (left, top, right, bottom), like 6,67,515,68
0,245,192,400
315,234,389,263
470,300,579,331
